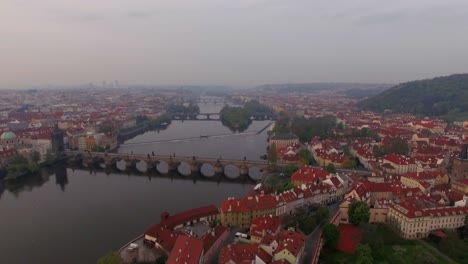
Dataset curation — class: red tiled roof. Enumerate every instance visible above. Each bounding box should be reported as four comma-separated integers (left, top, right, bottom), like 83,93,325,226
201,225,229,253
382,153,415,165
250,215,281,239
220,194,276,214
167,235,203,264
291,166,328,183
456,179,468,185
219,244,258,264
391,199,468,219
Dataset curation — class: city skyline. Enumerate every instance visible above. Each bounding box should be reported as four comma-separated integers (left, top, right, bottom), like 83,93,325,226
2,0,468,89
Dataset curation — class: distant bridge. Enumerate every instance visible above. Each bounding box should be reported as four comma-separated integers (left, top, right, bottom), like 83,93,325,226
170,112,276,121
63,150,271,180
196,98,226,104
171,113,221,120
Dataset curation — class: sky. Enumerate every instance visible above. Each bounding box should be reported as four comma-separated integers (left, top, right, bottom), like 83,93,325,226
1,0,468,88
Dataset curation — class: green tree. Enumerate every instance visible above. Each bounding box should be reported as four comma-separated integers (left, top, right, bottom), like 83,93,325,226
299,216,317,235
156,255,168,264
97,251,123,264
326,163,336,174
317,206,330,222
209,219,219,228
342,158,357,169
298,148,314,164
282,164,299,176
323,223,340,249
382,137,409,156
92,145,106,152
355,244,373,264
348,201,370,226
135,115,150,124
268,143,278,165
30,150,41,164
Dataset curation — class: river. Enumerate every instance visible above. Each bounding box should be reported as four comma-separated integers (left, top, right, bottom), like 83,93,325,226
0,98,269,264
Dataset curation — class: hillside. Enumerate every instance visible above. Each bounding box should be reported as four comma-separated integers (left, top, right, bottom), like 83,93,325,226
254,83,390,94
358,74,468,120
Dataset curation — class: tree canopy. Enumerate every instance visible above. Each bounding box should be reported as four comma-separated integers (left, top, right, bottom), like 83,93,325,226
326,163,337,174
355,243,373,264
358,73,468,121
348,201,370,226
323,223,340,249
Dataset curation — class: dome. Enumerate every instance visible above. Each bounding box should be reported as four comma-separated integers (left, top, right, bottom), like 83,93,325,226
1,131,16,140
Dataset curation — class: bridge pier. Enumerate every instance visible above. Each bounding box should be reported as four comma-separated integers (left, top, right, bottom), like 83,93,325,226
240,165,249,177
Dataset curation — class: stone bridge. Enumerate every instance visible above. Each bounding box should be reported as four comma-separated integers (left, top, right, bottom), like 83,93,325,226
170,112,275,121
63,150,270,180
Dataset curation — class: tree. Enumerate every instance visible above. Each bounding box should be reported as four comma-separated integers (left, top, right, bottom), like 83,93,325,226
92,145,106,152
348,201,370,226
209,219,219,228
326,163,336,174
30,150,41,164
341,158,357,169
355,244,373,264
382,137,409,156
299,216,317,235
156,255,168,264
268,143,278,165
298,148,314,165
282,164,299,177
464,214,468,242
317,206,330,222
97,251,123,264
323,223,340,249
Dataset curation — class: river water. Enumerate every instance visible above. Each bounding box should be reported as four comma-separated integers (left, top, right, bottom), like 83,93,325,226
0,98,268,264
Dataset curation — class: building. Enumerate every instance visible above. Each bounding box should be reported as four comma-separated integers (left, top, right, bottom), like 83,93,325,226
387,199,468,239
258,229,306,264
269,134,299,149
167,235,204,264
220,195,277,227
144,205,219,252
219,244,257,264
451,144,468,180
202,225,230,264
250,215,281,243
50,124,64,156
452,179,468,195
381,153,417,174
290,166,328,186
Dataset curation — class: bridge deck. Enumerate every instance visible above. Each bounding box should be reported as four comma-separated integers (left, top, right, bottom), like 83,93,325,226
64,151,269,166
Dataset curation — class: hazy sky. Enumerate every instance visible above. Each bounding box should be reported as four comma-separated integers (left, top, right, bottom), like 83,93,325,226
2,0,468,88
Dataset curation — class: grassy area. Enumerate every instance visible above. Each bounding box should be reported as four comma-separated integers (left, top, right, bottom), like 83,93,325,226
424,229,468,263
320,225,452,264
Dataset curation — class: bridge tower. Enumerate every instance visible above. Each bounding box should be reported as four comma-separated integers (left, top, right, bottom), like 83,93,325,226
51,124,65,159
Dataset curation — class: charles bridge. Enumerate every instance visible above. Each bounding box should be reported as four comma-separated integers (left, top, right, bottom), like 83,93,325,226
63,150,271,180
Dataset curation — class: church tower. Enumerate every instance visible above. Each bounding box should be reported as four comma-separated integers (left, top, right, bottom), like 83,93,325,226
51,124,64,157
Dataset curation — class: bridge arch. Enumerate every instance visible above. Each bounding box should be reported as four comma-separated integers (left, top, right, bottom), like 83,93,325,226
248,166,264,181
224,164,241,179
200,163,216,178
177,161,191,176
